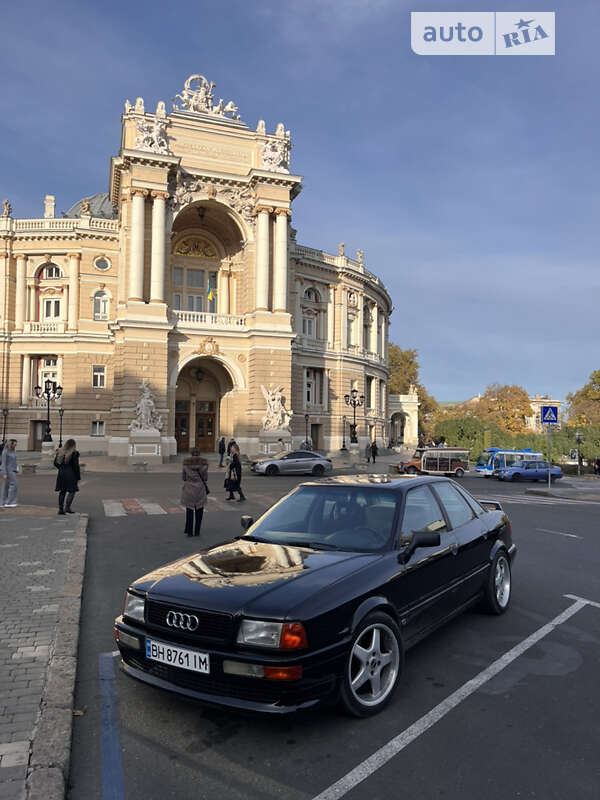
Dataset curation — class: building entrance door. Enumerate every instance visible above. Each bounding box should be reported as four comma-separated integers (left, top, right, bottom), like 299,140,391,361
175,413,190,453
196,413,215,452
310,423,321,451
30,421,44,451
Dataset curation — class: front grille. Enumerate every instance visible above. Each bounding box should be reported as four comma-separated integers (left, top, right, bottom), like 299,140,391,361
146,600,234,643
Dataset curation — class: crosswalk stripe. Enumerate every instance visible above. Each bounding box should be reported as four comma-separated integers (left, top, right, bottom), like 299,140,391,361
137,500,168,515
103,500,127,517
121,498,146,514
476,494,583,506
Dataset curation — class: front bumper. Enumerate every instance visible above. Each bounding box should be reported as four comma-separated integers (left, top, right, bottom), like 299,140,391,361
114,616,344,714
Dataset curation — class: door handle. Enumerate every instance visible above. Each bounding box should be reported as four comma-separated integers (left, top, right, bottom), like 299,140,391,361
451,544,458,556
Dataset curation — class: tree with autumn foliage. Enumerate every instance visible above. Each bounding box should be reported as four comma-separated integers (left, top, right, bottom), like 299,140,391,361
475,383,534,434
388,344,438,435
566,370,600,425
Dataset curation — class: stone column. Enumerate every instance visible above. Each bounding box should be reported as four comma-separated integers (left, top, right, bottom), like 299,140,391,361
61,286,68,323
15,255,27,329
358,292,364,352
341,289,348,349
68,253,81,330
28,284,36,322
129,189,147,301
294,278,303,333
327,285,335,348
322,370,329,412
150,191,168,303
273,209,289,313
218,268,230,315
383,316,388,362
370,304,378,353
255,206,272,311
21,355,31,405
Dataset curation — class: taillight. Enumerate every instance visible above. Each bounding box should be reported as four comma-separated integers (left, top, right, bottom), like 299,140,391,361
280,622,308,650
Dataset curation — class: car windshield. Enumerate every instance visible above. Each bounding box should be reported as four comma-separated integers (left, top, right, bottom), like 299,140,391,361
244,485,399,553
476,454,491,467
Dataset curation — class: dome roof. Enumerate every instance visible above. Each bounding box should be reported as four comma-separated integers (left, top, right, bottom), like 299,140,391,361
64,192,117,219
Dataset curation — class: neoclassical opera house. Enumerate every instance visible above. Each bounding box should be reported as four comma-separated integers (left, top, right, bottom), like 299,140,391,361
0,74,414,459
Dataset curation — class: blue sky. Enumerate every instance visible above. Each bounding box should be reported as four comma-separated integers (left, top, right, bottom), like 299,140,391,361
1,0,597,402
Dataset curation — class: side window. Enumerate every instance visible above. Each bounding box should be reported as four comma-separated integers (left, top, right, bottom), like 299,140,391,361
400,486,447,537
433,483,474,529
454,484,486,517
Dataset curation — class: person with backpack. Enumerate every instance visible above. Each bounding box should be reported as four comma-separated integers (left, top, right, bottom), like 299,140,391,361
181,448,209,537
54,439,81,514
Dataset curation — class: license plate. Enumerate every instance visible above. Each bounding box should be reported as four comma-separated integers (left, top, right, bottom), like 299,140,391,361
145,638,210,674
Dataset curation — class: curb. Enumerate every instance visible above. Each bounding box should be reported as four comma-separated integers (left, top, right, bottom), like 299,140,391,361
525,489,600,502
25,514,89,800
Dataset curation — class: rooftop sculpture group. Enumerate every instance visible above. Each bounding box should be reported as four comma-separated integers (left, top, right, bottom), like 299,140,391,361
172,75,240,119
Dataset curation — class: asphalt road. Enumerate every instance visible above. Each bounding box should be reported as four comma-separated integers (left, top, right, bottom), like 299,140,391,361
19,471,599,800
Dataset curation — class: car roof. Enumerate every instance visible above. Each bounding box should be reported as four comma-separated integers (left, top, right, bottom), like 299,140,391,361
299,474,453,491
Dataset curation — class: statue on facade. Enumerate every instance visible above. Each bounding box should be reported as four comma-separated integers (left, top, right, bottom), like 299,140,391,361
129,382,163,432
135,117,170,155
261,138,291,173
80,198,91,215
357,249,364,265
172,75,240,119
2,199,11,217
260,385,293,431
338,242,345,257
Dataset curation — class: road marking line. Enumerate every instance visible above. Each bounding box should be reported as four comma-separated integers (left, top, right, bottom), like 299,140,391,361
137,500,167,515
99,652,125,800
121,498,145,514
312,597,592,800
536,528,581,539
564,593,600,610
103,501,126,517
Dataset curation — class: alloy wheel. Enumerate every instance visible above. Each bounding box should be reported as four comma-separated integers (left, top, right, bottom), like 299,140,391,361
494,554,511,608
348,623,400,708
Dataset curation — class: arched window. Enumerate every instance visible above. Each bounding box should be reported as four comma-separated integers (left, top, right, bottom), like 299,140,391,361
40,263,62,280
93,291,109,321
303,287,321,303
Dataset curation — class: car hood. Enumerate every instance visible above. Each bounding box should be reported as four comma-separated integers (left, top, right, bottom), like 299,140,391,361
131,539,381,618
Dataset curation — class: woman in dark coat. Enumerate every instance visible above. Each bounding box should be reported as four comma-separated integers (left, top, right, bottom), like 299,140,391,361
181,448,209,537
54,439,81,514
225,446,245,502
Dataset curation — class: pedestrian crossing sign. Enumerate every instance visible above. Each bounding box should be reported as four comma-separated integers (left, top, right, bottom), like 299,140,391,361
541,405,559,424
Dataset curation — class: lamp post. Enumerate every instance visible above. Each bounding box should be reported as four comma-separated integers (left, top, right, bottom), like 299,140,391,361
343,387,365,444
1,408,7,443
341,415,347,451
304,413,309,448
58,408,64,448
33,379,63,443
575,431,584,477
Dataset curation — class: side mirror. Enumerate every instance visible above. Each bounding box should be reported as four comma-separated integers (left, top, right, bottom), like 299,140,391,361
398,530,441,564
240,515,254,531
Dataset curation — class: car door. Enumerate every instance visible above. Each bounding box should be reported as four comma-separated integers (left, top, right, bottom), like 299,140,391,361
389,484,459,643
535,461,548,481
431,481,491,606
278,453,298,474
526,461,541,481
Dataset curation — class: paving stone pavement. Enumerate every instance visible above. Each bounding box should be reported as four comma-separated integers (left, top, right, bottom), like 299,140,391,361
0,508,88,800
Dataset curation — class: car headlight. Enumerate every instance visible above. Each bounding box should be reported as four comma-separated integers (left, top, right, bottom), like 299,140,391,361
237,620,307,649
123,591,145,623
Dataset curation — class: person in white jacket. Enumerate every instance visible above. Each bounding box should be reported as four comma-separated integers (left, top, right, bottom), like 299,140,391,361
1,439,18,507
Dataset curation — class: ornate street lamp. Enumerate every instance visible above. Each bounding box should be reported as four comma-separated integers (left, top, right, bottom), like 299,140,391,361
575,431,584,477
344,387,365,444
33,379,63,443
304,413,310,448
58,408,64,448
341,415,347,451
1,408,8,443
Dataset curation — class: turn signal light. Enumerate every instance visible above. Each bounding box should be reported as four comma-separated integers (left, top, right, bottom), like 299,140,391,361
264,666,303,681
280,622,308,650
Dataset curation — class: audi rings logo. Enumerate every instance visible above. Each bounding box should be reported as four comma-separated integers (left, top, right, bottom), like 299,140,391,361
166,610,199,631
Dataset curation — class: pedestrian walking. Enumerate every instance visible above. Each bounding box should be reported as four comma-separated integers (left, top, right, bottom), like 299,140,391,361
1,439,19,507
594,456,600,476
181,448,209,537
365,443,371,464
370,440,378,464
0,439,5,458
53,439,81,514
218,436,226,467
225,446,245,502
226,438,236,457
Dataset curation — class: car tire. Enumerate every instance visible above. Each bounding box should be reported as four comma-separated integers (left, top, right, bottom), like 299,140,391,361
265,465,279,476
511,473,521,482
454,468,465,478
339,612,403,718
406,466,418,475
481,550,511,615
312,464,325,476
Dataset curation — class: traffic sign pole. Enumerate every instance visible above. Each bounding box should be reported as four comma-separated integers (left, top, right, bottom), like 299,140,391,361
547,424,552,490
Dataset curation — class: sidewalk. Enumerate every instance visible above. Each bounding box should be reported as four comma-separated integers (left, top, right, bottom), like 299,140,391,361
525,476,600,503
0,507,88,800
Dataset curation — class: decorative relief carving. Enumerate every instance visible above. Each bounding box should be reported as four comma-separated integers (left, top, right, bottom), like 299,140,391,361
170,171,256,224
134,117,170,155
347,291,358,307
173,236,218,258
261,385,293,432
237,354,246,362
171,74,240,119
261,137,291,173
192,337,220,355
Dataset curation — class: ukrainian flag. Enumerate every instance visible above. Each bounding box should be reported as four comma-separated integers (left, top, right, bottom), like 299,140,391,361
207,286,214,301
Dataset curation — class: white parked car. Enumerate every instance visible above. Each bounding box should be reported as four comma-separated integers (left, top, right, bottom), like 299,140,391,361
250,450,333,477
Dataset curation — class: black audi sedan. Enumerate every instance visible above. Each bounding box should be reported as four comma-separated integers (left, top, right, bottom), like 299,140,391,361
114,475,515,717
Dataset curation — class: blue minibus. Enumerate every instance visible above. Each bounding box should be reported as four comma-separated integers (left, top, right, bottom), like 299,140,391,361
475,447,544,477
